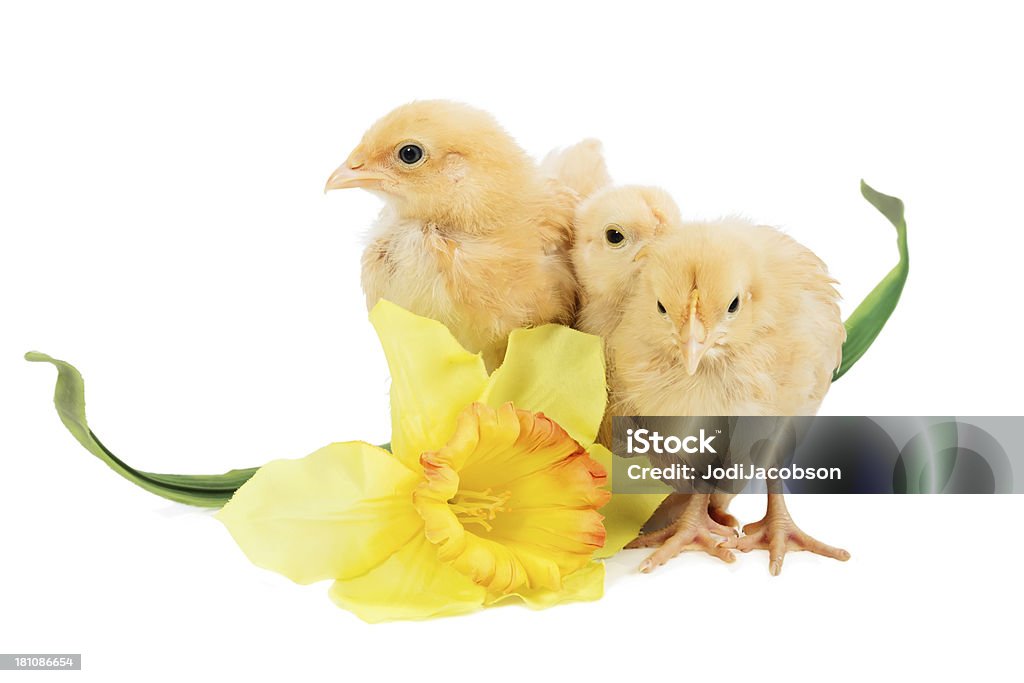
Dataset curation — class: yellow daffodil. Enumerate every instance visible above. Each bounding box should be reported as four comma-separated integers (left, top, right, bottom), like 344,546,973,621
217,300,663,622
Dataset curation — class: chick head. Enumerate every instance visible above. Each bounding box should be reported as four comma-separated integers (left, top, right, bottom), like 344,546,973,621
572,185,681,302
325,100,533,225
630,219,765,376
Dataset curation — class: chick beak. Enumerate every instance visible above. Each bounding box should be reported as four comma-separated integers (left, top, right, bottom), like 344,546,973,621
324,160,387,192
682,291,708,376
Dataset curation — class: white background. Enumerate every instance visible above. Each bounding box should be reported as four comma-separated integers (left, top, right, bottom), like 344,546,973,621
2,1,1022,680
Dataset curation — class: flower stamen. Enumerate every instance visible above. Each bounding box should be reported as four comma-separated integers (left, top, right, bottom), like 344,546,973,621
450,488,512,532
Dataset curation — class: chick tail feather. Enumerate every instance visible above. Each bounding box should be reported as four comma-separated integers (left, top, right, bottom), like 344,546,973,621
541,138,612,199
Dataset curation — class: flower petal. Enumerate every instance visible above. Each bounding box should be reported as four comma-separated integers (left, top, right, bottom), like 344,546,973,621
587,444,669,558
447,533,539,592
328,535,486,623
481,324,606,445
488,508,607,574
458,405,587,491
501,450,610,510
484,561,605,609
369,299,489,470
424,401,522,476
217,441,422,584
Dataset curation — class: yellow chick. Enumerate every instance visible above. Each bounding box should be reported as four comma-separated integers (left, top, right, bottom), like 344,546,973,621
610,217,850,574
325,100,605,370
572,186,738,537
572,185,676,440
572,185,681,340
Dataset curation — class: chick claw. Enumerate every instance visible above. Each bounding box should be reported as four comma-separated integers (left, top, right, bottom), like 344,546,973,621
725,494,850,576
626,494,738,572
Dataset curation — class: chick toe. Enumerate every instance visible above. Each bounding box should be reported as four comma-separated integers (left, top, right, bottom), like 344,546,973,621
731,493,850,575
626,493,738,572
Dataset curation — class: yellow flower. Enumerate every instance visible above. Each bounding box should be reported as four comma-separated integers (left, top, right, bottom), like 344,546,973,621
217,300,663,622
414,402,609,594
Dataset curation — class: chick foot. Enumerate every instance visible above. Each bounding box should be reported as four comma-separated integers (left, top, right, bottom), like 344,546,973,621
626,493,738,572
642,493,738,534
729,493,850,575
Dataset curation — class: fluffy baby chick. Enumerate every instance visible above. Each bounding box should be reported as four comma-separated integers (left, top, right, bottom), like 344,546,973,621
325,100,606,370
572,186,738,535
611,217,850,574
572,186,677,440
572,185,681,340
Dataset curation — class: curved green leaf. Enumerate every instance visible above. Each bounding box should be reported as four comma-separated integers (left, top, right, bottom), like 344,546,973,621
834,180,909,380
25,351,257,507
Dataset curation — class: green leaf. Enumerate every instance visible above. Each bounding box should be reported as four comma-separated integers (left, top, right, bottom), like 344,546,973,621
833,180,909,380
25,352,257,507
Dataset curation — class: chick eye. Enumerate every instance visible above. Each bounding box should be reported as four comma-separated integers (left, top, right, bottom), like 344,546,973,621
728,296,740,314
657,300,667,316
605,225,626,247
397,143,424,165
